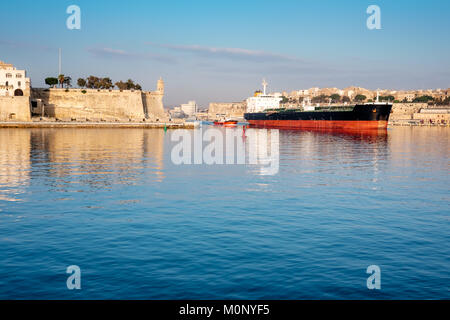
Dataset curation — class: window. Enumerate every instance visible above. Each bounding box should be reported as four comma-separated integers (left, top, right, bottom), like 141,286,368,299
16,74,22,78
18,81,21,87
6,73,12,78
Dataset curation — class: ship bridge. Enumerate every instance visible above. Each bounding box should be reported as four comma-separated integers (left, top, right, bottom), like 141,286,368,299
246,79,282,113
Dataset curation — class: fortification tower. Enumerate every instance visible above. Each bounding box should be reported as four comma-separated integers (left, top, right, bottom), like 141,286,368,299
157,77,164,95
140,77,166,119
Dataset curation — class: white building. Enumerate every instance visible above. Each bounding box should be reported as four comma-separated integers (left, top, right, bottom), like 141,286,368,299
180,100,198,116
0,60,30,96
246,79,282,113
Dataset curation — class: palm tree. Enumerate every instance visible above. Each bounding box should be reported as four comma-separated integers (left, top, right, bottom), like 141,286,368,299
58,74,65,88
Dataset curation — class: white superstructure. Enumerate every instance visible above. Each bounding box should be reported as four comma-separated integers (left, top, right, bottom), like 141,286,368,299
246,79,282,113
0,60,30,96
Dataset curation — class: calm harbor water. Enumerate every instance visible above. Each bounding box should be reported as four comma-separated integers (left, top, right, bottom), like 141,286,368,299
0,126,448,299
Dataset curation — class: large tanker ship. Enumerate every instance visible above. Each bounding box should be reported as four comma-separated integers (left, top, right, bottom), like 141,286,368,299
244,80,392,130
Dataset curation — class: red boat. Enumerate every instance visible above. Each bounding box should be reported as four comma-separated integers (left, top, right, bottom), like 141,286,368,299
213,119,238,126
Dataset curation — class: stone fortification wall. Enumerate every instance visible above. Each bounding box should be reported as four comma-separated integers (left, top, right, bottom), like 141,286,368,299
208,102,246,119
0,96,31,121
413,113,450,122
390,103,427,121
390,103,450,124
31,88,166,121
142,92,165,119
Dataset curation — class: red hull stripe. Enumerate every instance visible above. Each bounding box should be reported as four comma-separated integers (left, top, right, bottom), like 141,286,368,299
247,120,388,130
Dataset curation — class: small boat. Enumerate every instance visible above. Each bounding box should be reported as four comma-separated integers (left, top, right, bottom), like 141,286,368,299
213,119,238,126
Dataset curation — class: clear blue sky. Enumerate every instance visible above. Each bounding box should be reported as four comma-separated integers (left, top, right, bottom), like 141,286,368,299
1,0,449,106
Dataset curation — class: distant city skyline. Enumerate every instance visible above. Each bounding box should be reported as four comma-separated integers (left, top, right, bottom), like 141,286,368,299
1,0,449,106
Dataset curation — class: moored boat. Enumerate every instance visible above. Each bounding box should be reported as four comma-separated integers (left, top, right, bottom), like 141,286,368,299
214,119,238,126
244,79,392,130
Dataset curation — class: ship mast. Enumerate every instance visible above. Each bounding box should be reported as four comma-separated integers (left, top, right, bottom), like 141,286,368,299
262,78,268,95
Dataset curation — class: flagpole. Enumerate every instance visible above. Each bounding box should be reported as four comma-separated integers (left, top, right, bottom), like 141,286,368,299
58,48,62,75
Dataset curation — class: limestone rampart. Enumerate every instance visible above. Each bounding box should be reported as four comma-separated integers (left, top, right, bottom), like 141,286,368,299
0,96,31,122
390,103,427,120
142,92,165,119
31,88,166,121
208,102,246,119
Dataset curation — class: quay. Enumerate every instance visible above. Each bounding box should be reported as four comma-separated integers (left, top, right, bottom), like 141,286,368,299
389,119,450,127
0,121,196,129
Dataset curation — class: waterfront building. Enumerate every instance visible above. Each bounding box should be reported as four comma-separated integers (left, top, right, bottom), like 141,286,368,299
310,87,320,97
180,101,198,117
396,92,416,102
0,61,30,96
169,106,185,118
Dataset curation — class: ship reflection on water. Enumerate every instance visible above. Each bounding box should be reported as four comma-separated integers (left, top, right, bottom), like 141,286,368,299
274,127,390,187
299,127,388,139
259,126,389,142
244,126,389,178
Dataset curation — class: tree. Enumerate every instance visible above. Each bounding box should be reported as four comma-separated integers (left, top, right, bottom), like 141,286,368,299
63,76,72,88
45,77,58,87
311,94,329,104
280,96,289,104
128,79,142,90
86,76,100,89
330,94,341,103
354,94,367,102
439,97,450,105
125,79,133,90
115,79,142,90
58,74,65,88
380,95,395,102
115,81,128,91
77,78,86,88
100,77,114,89
413,95,434,103
342,96,351,103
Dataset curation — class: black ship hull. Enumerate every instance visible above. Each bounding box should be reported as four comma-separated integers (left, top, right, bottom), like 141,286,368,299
244,104,392,130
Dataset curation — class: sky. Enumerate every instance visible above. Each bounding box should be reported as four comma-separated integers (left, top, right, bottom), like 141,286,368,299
1,0,449,107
